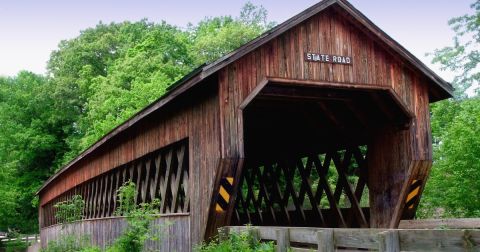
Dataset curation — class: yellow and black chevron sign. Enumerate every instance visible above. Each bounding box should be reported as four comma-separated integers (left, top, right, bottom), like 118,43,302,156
405,179,422,209
216,177,234,212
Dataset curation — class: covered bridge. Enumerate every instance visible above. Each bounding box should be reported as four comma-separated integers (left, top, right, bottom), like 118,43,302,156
38,0,453,250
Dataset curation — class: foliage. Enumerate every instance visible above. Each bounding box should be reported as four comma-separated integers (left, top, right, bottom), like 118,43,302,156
196,228,274,252
42,196,100,251
115,181,138,216
47,20,192,164
2,230,29,252
418,0,480,218
69,21,195,153
418,97,480,218
5,241,28,252
54,195,85,224
42,182,165,252
430,0,480,97
52,3,271,160
188,2,274,65
0,72,68,233
0,2,271,233
40,234,100,252
107,181,164,252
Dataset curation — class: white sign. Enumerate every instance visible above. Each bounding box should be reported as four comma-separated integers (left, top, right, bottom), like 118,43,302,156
305,53,352,65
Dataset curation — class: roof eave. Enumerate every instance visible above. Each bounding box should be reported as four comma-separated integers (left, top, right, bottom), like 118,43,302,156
36,66,205,195
335,0,454,99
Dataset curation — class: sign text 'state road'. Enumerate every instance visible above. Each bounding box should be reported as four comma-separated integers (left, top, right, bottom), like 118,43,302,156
305,52,352,65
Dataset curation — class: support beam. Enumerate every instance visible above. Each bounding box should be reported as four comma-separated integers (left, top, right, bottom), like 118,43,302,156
368,127,411,228
205,157,244,239
390,160,432,227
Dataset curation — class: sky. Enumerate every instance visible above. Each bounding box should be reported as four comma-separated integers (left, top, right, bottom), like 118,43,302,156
0,0,474,82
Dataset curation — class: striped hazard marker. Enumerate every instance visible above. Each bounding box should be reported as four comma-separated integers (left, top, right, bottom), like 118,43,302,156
406,179,422,209
216,177,234,212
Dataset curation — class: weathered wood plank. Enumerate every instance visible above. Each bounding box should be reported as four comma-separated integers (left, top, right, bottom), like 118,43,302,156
317,229,334,252
378,230,400,252
228,226,480,252
41,215,190,251
399,229,480,251
399,218,480,230
276,228,290,252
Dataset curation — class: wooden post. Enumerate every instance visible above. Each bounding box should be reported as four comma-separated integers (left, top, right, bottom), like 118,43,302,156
463,229,475,249
378,230,400,252
317,229,334,252
247,227,260,246
205,158,244,239
218,227,230,241
275,228,290,252
368,128,411,228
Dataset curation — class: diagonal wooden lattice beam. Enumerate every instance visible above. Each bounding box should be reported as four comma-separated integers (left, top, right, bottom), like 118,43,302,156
232,146,369,228
171,145,186,213
269,163,292,225
345,146,368,226
331,149,369,228
160,149,173,213
296,158,326,226
256,164,278,223
312,154,347,228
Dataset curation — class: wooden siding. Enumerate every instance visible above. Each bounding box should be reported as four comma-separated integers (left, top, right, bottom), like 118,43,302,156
40,215,191,251
40,82,221,246
41,140,189,228
218,8,431,161
38,0,451,205
216,7,433,229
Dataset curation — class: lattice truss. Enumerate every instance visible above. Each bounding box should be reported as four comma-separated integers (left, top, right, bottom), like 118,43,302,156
42,140,189,228
233,145,370,228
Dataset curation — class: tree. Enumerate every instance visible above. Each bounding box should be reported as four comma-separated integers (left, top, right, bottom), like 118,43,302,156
0,72,67,232
47,20,162,165
430,1,480,98
188,2,275,65
58,2,273,159
419,98,480,218
0,2,273,233
62,21,195,154
418,1,480,218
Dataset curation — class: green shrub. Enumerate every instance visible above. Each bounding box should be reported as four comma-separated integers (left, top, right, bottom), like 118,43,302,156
106,181,166,252
43,182,166,252
196,228,275,252
54,195,85,224
3,229,29,252
5,242,29,252
40,234,100,252
43,196,101,252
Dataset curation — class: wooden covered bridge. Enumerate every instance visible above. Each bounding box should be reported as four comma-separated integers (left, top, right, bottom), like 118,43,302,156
38,0,454,250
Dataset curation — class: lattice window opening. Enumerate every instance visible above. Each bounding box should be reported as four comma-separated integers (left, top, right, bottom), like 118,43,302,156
234,145,369,227
332,147,369,209
41,140,189,228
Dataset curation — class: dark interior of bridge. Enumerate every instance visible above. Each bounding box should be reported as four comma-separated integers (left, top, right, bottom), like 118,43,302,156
233,82,412,228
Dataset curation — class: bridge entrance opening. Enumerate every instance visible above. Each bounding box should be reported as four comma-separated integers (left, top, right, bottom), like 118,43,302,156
232,78,413,228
